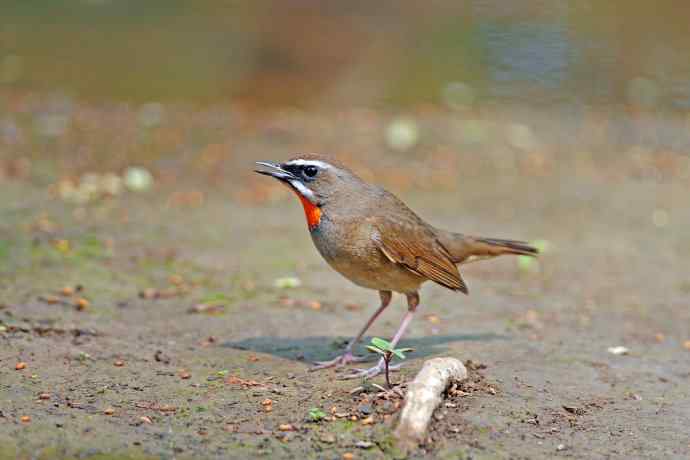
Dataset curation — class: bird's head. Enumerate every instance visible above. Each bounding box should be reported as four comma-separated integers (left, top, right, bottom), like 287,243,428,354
254,154,360,230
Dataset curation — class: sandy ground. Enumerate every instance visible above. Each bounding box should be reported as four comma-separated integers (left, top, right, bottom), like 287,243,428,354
1,109,690,459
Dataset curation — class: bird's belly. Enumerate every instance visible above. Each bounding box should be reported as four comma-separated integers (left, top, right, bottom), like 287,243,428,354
329,258,424,293
310,224,424,293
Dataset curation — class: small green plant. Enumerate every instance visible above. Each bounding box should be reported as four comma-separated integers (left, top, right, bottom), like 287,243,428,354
366,337,413,388
307,407,327,422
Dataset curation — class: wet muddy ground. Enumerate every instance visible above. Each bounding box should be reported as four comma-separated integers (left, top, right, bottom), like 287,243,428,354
1,107,690,459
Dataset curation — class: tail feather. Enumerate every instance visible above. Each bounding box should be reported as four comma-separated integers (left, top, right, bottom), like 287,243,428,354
475,237,539,257
438,232,539,264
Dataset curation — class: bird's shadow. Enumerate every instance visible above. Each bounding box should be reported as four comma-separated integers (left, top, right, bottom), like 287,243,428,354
223,333,505,363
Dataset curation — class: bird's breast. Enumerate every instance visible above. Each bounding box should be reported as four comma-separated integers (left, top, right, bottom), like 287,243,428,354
309,214,424,292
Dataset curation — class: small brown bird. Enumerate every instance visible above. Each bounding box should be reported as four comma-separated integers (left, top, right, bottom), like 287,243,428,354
255,154,537,378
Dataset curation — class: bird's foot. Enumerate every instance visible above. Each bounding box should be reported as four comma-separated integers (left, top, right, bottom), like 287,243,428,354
309,351,368,371
340,359,403,380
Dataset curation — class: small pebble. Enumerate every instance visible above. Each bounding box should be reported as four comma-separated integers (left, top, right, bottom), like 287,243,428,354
355,441,374,449
320,434,336,444
168,274,184,286
380,401,395,413
139,416,153,424
15,362,27,370
114,360,125,367
361,416,374,425
278,424,294,432
41,295,60,304
103,407,115,415
262,399,273,412
124,167,154,192
20,415,31,423
140,288,159,300
343,453,355,460
154,350,171,364
608,346,629,355
358,404,373,415
74,298,90,310
38,393,51,400
179,372,191,380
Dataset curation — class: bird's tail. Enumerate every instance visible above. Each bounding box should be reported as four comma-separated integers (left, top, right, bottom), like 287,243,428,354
438,232,539,264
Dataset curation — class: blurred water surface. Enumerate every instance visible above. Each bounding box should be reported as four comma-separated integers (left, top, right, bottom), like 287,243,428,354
3,0,690,110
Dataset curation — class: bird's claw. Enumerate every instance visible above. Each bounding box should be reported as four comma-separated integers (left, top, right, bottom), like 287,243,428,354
309,352,368,371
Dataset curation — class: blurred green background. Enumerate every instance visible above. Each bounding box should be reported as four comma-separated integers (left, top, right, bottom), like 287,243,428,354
2,0,690,190
3,0,690,109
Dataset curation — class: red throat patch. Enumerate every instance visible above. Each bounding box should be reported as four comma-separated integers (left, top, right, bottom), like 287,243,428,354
293,191,321,231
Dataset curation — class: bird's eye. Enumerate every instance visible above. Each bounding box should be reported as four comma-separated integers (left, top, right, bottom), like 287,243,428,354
303,165,318,178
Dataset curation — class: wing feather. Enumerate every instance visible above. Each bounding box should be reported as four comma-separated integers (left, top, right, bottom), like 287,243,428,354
373,223,468,293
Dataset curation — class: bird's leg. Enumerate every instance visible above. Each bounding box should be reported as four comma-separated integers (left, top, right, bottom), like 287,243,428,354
310,291,392,371
342,292,419,380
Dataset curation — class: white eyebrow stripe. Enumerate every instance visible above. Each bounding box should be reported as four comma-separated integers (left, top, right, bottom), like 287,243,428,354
285,159,332,169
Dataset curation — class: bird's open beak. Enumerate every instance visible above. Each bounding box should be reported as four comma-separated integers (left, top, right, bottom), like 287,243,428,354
254,161,299,182
254,160,319,206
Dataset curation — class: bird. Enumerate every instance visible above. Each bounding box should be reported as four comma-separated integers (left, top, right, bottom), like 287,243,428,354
255,154,538,379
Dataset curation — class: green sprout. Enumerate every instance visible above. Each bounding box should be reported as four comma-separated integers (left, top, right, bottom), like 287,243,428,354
366,337,414,389
307,407,327,423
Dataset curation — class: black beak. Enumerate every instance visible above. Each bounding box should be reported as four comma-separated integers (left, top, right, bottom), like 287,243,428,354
254,161,299,182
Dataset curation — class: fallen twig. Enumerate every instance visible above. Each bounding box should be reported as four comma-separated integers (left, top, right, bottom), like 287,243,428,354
395,357,467,448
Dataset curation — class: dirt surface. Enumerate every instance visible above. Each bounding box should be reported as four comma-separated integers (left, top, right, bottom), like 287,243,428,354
1,105,690,459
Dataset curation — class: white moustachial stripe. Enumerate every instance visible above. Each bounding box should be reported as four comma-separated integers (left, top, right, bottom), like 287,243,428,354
289,179,317,203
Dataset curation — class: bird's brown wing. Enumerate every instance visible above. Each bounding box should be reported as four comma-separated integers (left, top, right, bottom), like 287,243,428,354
372,220,468,294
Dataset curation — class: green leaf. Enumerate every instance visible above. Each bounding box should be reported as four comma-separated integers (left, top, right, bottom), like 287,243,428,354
370,337,392,351
201,292,232,304
308,407,327,422
391,347,414,360
366,345,385,355
391,349,406,359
